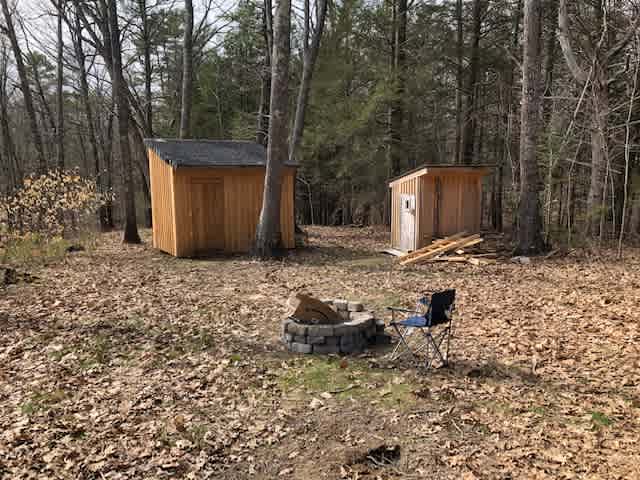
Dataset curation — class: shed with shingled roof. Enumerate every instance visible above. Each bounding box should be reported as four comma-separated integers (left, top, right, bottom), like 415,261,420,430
145,139,296,256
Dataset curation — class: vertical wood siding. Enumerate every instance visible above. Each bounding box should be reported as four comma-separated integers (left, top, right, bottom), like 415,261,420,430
419,176,436,247
438,175,461,236
437,174,483,236
154,159,295,256
148,149,176,255
391,170,486,250
189,178,225,253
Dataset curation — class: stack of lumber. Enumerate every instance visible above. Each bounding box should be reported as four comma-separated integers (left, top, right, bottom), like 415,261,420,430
399,233,489,266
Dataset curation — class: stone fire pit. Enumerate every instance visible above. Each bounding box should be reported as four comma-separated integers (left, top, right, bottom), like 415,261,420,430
282,297,390,354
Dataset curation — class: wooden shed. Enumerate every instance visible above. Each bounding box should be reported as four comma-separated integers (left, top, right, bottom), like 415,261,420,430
389,165,490,252
145,139,297,257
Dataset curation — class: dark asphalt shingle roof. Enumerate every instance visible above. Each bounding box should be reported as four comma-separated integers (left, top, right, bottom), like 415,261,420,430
144,139,298,168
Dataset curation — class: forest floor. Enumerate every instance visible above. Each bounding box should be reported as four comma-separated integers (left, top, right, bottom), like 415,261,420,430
1,226,640,479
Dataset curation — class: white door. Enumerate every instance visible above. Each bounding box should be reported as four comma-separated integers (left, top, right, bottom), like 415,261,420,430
399,194,416,251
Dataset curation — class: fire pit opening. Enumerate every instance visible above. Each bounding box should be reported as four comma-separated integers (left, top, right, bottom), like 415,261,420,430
282,294,391,354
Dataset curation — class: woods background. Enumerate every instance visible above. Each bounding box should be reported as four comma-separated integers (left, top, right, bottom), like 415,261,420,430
1,0,640,250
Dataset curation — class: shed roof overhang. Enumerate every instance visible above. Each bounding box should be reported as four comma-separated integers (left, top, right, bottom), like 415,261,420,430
388,164,493,187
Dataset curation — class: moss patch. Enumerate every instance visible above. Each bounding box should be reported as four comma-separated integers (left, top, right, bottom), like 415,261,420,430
278,356,417,407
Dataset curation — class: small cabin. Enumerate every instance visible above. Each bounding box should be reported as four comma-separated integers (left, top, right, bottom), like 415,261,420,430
146,139,297,257
389,165,490,252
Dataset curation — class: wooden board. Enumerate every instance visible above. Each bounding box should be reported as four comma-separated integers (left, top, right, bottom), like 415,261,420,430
455,238,484,249
382,248,406,257
400,234,481,265
432,256,469,262
398,232,468,262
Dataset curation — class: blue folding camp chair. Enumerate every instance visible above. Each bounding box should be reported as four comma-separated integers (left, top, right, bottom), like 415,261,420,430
387,289,456,368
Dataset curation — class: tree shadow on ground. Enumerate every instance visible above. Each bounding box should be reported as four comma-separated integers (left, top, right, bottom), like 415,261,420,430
283,244,393,269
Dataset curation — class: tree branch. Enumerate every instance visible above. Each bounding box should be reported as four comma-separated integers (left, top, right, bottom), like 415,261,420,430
558,0,588,84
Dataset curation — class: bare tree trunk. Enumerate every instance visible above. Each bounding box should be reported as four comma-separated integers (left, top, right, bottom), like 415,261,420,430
630,185,640,237
557,0,636,238
0,43,19,188
462,0,483,164
257,0,272,146
108,0,140,243
588,76,609,237
55,0,65,169
77,127,87,175
139,0,153,136
0,93,18,187
516,0,546,254
289,0,328,162
388,0,408,177
71,10,99,177
70,5,107,228
385,0,407,178
179,0,194,139
254,0,291,258
542,0,558,121
509,0,523,191
100,110,115,230
494,0,522,230
455,0,463,164
29,54,57,154
0,0,46,173
618,46,639,254
131,127,152,227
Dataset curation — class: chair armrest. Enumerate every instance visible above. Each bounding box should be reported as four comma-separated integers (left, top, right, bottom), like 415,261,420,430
386,307,422,314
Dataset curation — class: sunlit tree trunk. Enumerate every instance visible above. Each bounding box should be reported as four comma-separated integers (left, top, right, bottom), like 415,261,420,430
254,0,291,258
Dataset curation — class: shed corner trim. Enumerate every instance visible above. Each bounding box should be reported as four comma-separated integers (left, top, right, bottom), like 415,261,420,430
388,167,429,188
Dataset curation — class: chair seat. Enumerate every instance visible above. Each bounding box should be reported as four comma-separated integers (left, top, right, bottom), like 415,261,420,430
397,315,427,328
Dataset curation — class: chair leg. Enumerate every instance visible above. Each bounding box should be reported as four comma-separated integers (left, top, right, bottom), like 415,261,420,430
431,328,451,367
442,326,451,366
389,323,452,369
421,328,450,368
389,324,416,361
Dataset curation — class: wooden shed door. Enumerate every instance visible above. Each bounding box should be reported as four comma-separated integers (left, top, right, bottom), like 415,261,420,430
399,194,416,251
190,178,225,253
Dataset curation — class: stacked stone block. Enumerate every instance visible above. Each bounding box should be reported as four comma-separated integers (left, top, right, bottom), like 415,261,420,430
282,299,390,355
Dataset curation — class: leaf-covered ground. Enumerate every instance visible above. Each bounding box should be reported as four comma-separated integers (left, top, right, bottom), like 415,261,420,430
1,227,640,479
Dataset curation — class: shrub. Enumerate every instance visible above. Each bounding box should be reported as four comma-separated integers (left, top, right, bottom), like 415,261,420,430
1,170,110,239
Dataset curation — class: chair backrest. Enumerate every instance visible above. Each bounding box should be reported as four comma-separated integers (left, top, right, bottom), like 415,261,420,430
426,289,456,325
